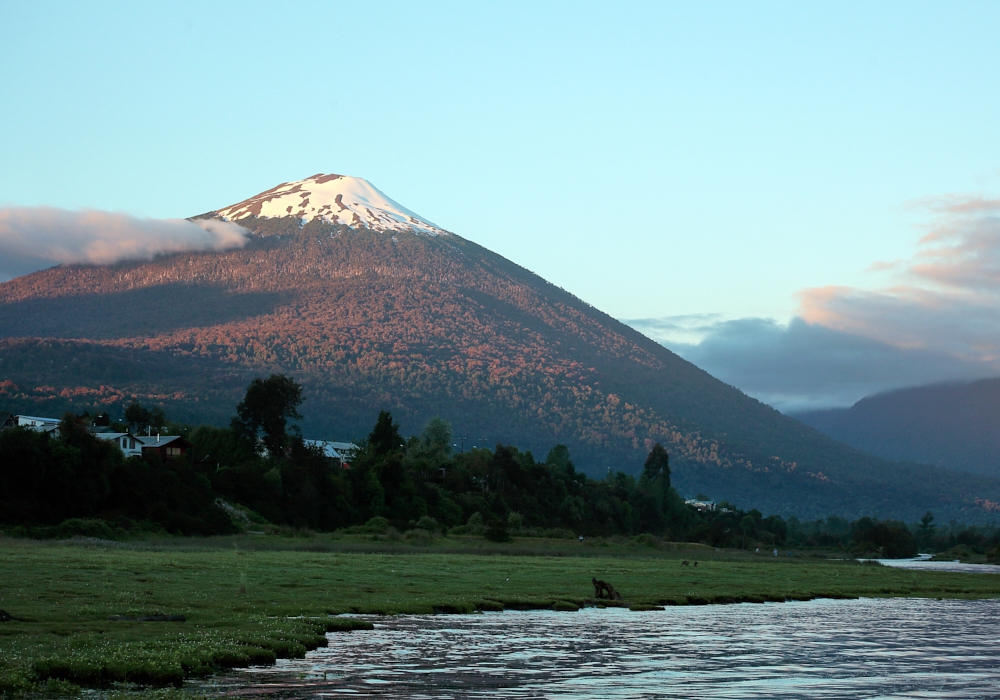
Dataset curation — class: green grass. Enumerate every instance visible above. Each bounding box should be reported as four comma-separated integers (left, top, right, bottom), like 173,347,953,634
3,533,1000,693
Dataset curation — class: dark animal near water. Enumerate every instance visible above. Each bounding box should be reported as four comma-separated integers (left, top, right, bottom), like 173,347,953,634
592,577,622,600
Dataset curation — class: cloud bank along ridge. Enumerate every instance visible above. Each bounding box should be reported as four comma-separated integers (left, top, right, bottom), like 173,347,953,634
0,207,249,281
626,193,1000,411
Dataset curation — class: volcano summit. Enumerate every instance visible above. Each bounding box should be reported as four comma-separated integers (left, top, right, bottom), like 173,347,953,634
1,175,998,521
214,173,447,235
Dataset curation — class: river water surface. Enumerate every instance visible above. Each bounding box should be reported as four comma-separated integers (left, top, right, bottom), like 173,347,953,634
200,597,1000,699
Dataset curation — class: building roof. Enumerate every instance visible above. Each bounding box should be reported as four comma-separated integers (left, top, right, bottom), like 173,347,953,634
137,435,189,448
304,439,358,461
15,415,61,424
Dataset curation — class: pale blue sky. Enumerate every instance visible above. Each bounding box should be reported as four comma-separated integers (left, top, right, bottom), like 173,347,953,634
3,1,1000,407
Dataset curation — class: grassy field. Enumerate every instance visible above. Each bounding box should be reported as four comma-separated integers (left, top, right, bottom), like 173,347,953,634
3,533,1000,694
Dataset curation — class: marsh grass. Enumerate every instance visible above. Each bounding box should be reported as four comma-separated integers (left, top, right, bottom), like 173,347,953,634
2,533,999,693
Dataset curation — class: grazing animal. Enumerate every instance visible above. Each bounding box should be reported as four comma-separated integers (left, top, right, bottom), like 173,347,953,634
591,577,622,600
681,560,689,566
693,561,698,567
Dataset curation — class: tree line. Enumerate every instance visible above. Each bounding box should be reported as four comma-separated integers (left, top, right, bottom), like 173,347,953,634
0,374,961,558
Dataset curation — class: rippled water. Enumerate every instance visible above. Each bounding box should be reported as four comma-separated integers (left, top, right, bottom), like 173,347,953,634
876,556,1000,575
200,599,1000,698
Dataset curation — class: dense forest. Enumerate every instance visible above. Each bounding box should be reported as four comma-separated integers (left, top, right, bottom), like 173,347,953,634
794,378,1000,478
8,374,997,560
2,219,1000,522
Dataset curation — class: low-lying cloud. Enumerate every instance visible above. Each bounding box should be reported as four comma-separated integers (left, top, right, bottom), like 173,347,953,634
625,193,1000,412
626,315,998,412
0,207,249,281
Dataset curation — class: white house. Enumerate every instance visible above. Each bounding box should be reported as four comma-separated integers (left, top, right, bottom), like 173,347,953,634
303,439,358,467
684,499,717,512
15,415,61,433
93,432,143,458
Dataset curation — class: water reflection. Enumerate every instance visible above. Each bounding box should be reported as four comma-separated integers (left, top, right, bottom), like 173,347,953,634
876,555,1000,575
200,598,1000,698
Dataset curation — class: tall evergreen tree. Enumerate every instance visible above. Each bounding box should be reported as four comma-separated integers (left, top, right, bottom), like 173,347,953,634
642,443,670,488
368,410,403,456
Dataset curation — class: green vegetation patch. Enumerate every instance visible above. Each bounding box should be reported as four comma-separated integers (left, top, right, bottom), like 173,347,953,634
3,537,1000,693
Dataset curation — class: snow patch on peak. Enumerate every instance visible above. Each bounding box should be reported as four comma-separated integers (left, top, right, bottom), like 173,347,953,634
214,174,447,235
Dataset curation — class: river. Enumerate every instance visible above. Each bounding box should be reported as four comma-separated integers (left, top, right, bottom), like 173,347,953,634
875,554,1000,575
197,596,1000,698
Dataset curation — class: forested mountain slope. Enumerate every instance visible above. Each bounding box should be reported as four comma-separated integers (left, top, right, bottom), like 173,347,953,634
793,378,1000,479
1,179,998,521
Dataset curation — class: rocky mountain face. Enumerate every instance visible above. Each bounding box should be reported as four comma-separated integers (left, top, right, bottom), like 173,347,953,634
2,175,999,521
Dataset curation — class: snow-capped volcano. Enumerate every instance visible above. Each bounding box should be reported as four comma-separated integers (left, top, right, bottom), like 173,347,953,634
214,174,447,235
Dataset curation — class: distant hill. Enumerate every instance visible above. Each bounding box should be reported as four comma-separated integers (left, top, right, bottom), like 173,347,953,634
2,173,1000,522
792,378,1000,479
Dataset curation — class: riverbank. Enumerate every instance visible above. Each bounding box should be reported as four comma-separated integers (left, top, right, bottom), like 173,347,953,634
195,599,1000,698
3,534,1000,693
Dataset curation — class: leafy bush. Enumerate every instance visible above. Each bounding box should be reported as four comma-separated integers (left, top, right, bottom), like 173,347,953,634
450,511,484,535
414,516,438,532
344,516,390,535
53,518,117,540
484,518,510,543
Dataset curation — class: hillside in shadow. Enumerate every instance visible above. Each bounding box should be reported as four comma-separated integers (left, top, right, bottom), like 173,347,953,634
793,378,1000,478
2,218,999,521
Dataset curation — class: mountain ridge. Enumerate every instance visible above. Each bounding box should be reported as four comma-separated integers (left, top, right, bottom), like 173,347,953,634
2,176,999,522
792,378,1000,478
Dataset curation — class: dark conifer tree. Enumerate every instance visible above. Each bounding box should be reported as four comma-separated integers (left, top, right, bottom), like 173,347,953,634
642,443,670,488
368,410,403,456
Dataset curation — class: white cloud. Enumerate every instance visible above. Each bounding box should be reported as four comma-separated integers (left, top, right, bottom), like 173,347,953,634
799,195,1000,362
0,207,248,281
626,316,998,412
625,192,1000,411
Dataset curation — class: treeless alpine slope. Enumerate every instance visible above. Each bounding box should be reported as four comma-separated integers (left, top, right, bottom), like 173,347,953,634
1,174,998,521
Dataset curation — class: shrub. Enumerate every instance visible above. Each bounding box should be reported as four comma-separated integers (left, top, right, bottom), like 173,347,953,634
345,516,391,534
449,511,484,535
414,516,438,532
484,518,510,543
507,511,524,531
53,519,116,540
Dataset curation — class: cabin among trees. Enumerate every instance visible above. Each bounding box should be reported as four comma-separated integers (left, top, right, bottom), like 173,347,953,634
94,432,143,458
0,412,194,462
138,434,193,461
0,379,941,558
303,440,358,467
11,414,60,434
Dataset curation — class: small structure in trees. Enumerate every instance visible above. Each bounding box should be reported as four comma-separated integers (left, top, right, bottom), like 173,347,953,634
303,439,359,467
93,431,143,458
14,414,60,433
138,435,193,461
